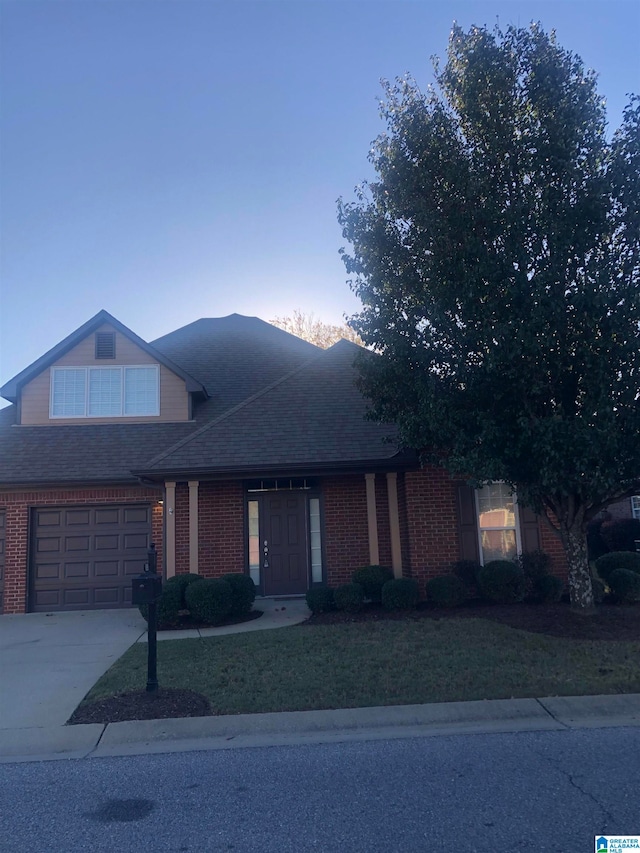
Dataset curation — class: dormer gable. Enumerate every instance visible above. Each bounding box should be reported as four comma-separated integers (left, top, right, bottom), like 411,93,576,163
1,310,205,425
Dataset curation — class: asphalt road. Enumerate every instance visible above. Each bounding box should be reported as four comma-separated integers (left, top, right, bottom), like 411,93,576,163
1,727,638,852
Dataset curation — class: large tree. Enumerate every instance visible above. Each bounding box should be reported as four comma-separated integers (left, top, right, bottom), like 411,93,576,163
338,23,640,613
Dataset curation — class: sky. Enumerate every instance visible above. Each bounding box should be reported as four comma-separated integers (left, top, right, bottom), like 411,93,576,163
1,0,638,391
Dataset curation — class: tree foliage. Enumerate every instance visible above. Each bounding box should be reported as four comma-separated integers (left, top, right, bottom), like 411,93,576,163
270,309,363,348
338,23,640,612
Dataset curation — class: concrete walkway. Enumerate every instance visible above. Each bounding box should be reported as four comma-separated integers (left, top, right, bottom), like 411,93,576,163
1,600,639,763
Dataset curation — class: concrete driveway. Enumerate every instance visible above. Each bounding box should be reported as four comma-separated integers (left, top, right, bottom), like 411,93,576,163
0,609,146,730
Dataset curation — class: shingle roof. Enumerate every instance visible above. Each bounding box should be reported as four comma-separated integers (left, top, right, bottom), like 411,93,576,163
0,313,408,486
137,340,404,477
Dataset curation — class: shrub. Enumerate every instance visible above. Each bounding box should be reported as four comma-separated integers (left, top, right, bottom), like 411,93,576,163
138,580,183,629
165,573,203,608
334,583,365,613
426,575,467,607
591,577,606,604
601,517,640,553
381,578,420,610
608,569,640,604
534,574,564,603
516,550,552,581
306,586,335,614
477,560,526,604
595,551,640,583
451,560,482,593
221,573,256,616
185,578,233,625
351,565,393,603
586,516,610,562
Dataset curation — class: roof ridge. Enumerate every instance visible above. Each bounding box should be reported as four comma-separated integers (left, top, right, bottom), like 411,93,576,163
142,347,329,469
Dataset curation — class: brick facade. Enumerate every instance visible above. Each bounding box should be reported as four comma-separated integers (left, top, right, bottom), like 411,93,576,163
0,470,571,614
0,486,163,614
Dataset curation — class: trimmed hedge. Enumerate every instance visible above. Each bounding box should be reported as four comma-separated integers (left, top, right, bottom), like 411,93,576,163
351,565,394,603
426,575,467,608
451,560,481,593
221,573,256,616
138,580,183,629
334,583,365,613
381,578,420,610
185,578,233,625
595,551,640,583
165,573,203,608
516,550,552,581
609,569,640,603
477,560,526,604
306,586,335,614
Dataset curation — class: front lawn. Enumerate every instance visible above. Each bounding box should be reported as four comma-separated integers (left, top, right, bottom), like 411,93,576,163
75,618,640,719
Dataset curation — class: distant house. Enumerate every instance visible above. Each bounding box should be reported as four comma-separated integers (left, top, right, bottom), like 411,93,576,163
0,310,564,614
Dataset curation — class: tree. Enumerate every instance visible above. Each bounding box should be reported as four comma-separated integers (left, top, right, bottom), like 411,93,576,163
270,310,363,348
338,23,640,613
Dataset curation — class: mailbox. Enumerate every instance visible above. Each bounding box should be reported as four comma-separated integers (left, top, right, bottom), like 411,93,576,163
132,573,162,605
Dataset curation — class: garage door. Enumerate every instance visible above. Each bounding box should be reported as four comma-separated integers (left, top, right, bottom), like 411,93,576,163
30,504,151,612
0,511,5,613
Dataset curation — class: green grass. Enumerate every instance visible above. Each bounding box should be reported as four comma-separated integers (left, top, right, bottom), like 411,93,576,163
81,619,640,715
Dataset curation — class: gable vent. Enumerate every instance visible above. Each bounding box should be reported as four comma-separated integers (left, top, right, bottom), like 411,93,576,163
95,332,116,359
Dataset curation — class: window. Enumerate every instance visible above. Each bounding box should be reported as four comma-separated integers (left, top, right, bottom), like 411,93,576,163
476,483,519,564
632,496,640,520
50,366,159,418
247,501,260,586
309,498,323,583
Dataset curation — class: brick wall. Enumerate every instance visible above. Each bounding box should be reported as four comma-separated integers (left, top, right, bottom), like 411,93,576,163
0,486,163,614
401,466,460,593
322,475,370,586
197,481,245,577
538,517,569,583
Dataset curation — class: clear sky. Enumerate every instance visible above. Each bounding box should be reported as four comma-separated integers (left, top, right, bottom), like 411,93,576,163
1,0,638,391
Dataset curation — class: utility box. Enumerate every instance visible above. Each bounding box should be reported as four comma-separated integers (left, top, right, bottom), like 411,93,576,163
132,573,162,605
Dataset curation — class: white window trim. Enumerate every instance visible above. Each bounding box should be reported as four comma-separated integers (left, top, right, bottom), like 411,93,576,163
475,484,522,565
50,365,160,418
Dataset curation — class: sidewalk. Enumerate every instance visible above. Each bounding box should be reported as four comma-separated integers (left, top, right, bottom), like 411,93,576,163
2,693,640,764
1,598,639,764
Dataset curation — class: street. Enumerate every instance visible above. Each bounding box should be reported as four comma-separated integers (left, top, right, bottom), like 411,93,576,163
1,727,638,852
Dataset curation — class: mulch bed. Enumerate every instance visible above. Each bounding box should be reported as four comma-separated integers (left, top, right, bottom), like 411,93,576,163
302,599,639,641
69,688,211,725
156,608,263,631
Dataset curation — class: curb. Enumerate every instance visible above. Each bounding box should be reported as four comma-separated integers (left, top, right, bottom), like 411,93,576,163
1,693,639,763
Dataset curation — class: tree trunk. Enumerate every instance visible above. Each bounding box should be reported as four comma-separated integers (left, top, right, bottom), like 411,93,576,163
559,523,595,614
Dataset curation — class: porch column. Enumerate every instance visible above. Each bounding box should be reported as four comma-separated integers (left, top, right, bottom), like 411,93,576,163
386,472,403,578
165,481,176,579
188,480,199,575
365,473,379,565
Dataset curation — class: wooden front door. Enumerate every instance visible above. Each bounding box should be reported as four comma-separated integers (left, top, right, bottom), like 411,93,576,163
262,492,309,595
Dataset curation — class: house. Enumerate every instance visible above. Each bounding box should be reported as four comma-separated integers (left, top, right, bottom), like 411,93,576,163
0,310,565,614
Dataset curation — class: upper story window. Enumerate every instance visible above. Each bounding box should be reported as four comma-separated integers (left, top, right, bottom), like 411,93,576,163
50,366,159,418
632,496,640,520
476,483,520,564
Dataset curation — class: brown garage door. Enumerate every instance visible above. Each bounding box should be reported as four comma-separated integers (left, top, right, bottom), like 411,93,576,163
0,510,5,613
30,504,151,612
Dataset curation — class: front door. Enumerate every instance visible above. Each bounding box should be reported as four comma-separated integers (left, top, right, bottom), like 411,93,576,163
262,492,309,595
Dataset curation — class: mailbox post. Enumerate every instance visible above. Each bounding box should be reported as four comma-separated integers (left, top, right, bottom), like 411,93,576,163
131,544,162,693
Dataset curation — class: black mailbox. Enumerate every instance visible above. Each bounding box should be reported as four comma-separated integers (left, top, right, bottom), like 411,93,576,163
132,573,162,605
